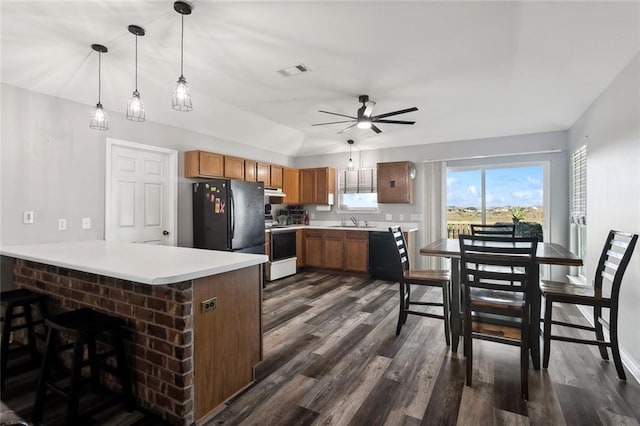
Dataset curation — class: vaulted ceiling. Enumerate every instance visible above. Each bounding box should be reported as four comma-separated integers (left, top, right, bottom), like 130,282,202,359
2,1,639,156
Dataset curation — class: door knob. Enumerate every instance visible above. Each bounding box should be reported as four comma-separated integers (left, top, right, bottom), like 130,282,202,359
163,230,169,236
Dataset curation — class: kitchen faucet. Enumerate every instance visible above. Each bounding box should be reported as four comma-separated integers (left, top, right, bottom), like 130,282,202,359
350,216,359,227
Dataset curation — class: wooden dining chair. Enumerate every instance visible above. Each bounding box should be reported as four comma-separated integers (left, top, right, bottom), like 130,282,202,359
459,234,538,400
389,226,451,346
541,230,638,380
470,223,516,237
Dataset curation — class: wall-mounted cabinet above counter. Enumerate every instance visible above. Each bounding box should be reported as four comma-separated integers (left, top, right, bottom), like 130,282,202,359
184,150,284,189
377,161,415,204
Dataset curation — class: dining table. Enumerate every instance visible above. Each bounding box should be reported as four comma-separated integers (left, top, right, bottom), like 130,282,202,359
420,238,582,369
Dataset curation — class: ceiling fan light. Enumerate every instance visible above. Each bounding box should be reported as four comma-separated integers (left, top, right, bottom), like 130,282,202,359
357,119,371,129
89,103,109,130
126,90,145,121
173,75,193,111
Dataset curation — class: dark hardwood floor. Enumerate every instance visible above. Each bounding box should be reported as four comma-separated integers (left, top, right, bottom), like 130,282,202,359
2,272,639,425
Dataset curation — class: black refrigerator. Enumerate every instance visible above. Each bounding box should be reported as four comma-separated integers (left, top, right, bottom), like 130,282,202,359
193,179,265,254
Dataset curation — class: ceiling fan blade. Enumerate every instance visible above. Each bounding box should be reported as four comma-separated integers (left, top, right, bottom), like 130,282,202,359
371,124,382,134
371,107,418,120
311,120,355,126
337,123,357,134
363,101,376,118
318,110,357,119
373,119,416,125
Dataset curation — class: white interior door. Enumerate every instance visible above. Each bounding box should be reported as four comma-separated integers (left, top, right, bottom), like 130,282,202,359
105,138,178,245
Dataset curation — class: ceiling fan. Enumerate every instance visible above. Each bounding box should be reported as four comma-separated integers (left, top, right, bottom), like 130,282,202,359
311,95,418,134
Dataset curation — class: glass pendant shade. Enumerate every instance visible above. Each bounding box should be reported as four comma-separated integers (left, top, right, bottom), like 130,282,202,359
126,90,145,121
89,44,108,131
126,25,145,122
348,157,354,170
173,2,193,111
89,103,109,130
347,139,355,170
172,75,193,111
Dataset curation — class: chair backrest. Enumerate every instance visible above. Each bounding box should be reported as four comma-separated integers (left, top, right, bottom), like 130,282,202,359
389,226,410,274
470,224,516,237
594,230,638,301
459,234,538,297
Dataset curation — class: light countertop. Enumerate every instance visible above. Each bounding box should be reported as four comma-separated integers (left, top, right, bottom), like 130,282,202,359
1,240,267,285
266,223,419,233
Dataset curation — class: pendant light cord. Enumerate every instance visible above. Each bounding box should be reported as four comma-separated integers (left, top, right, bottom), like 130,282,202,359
135,35,138,91
98,52,102,104
180,13,184,77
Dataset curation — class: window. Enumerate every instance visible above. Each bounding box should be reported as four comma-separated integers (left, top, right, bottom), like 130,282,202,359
570,145,587,278
337,168,378,211
447,164,545,238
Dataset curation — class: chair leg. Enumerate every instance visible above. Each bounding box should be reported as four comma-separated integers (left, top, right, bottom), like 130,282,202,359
33,328,57,422
442,282,451,347
87,336,101,392
114,328,135,410
521,310,530,400
609,309,626,380
24,303,40,361
543,297,553,369
0,306,14,392
67,337,85,424
396,282,405,336
404,284,411,324
464,300,473,387
593,306,609,360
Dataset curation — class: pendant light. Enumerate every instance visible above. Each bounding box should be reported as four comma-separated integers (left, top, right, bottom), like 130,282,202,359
347,139,354,170
89,44,109,130
126,25,145,122
172,1,193,111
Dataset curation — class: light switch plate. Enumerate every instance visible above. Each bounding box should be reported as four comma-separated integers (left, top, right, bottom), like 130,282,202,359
399,214,404,221
82,217,91,229
58,218,67,231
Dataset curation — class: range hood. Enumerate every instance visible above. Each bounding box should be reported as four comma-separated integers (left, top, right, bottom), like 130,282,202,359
264,188,286,198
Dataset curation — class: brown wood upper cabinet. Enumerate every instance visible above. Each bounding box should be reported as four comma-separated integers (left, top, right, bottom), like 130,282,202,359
299,167,336,205
283,168,300,204
245,160,257,182
377,161,416,204
257,163,271,186
270,165,283,189
185,151,224,178
224,156,245,180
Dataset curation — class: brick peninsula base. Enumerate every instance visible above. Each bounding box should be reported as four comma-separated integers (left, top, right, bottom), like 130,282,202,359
10,252,262,425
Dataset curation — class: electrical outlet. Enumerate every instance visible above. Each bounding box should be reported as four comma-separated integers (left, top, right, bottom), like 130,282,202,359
201,297,217,313
399,214,404,221
310,213,315,219
23,211,34,224
385,214,392,221
58,218,67,231
410,213,423,221
82,217,91,230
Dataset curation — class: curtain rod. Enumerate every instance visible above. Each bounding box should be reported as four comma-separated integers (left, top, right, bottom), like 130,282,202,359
421,149,562,163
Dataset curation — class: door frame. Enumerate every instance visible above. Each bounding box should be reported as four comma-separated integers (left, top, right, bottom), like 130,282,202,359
105,138,178,245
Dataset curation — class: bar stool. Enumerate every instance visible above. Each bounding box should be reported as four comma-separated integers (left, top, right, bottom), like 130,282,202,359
32,308,135,424
0,288,48,391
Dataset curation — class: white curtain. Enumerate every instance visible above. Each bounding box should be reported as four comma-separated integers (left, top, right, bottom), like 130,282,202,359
422,161,447,269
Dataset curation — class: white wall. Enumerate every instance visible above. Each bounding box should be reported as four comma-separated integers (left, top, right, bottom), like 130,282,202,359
0,83,292,286
568,53,640,375
294,132,570,271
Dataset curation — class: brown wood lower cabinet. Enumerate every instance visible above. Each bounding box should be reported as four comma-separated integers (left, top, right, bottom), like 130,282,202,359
296,230,305,268
302,229,368,273
345,231,369,273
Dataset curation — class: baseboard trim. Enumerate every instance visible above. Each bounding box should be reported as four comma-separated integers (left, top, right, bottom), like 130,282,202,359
576,305,640,383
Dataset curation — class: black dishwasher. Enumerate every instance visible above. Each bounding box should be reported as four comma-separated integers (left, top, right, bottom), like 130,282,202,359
368,231,401,281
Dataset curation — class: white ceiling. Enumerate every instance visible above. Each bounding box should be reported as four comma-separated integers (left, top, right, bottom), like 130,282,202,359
2,1,639,157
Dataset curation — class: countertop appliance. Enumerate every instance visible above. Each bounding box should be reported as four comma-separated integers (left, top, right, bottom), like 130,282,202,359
193,179,265,254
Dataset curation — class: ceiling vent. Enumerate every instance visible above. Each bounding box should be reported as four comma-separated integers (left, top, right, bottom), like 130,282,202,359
278,63,311,77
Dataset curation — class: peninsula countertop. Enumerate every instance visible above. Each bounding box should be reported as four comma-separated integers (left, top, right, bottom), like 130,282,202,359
1,240,267,285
